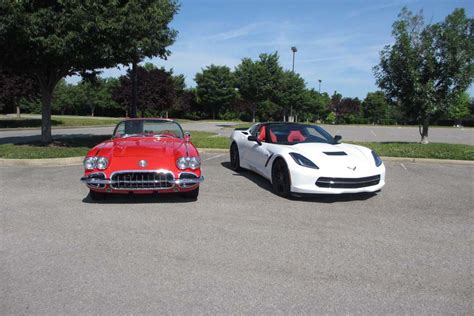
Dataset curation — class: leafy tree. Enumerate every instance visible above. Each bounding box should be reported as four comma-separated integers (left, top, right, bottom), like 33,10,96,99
195,65,238,119
448,92,471,124
276,70,306,120
301,89,330,121
52,80,80,115
362,91,390,123
0,68,39,116
235,52,283,122
374,8,473,143
0,1,178,143
52,78,121,117
113,66,178,117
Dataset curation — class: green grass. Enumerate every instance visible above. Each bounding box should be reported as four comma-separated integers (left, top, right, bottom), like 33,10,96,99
0,116,122,128
350,142,474,161
0,115,198,129
1,131,472,160
0,132,228,159
223,123,252,129
188,131,229,149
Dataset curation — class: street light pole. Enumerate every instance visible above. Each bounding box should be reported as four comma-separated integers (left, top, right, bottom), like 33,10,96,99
291,46,297,72
318,79,322,94
290,46,297,122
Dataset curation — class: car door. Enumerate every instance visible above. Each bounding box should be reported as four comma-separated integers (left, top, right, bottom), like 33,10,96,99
239,123,260,167
246,125,272,177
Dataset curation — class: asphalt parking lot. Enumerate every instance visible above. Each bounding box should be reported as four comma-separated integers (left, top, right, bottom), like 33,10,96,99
1,153,472,313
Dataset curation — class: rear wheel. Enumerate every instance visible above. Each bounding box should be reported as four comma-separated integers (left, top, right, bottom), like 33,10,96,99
181,186,199,200
230,142,241,171
89,189,106,201
272,159,292,198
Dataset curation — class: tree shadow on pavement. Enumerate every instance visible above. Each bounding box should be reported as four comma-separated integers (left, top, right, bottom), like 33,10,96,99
1,134,111,146
220,161,379,203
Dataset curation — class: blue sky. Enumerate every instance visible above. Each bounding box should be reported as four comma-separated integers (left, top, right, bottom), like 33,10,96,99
95,0,473,99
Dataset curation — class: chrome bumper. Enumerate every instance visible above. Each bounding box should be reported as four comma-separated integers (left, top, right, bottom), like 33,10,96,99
80,176,204,185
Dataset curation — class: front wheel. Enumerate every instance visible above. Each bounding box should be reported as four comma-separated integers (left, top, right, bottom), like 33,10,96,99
272,159,292,198
230,142,241,171
181,186,199,200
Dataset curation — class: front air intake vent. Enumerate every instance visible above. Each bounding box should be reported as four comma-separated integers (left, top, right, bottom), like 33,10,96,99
324,151,347,156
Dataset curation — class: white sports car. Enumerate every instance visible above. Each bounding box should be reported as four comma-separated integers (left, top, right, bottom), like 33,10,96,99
229,122,385,197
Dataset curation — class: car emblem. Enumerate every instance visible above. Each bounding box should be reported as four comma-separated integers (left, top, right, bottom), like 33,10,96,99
138,160,148,168
347,166,357,171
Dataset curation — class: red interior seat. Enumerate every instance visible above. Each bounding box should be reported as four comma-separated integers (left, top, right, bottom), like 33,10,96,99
269,129,277,142
257,126,266,142
287,130,306,142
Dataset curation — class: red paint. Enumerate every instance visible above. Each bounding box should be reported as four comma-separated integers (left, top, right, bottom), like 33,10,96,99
83,119,201,194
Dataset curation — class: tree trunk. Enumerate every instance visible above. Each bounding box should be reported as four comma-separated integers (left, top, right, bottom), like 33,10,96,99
212,109,215,120
40,87,53,143
16,105,21,118
130,60,138,118
252,104,256,123
419,119,429,144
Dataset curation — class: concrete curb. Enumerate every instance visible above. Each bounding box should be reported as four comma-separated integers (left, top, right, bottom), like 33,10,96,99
380,156,474,165
1,148,473,167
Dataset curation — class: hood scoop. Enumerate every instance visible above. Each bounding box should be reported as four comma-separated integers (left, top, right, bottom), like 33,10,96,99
324,151,347,156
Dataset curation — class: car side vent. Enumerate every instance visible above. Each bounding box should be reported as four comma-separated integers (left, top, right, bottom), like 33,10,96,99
324,151,347,156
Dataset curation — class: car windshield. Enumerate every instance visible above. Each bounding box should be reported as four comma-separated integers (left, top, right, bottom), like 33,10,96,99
113,120,184,139
267,123,336,145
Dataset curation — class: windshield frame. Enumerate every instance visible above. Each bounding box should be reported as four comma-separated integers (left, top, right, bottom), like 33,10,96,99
264,123,337,145
112,119,184,139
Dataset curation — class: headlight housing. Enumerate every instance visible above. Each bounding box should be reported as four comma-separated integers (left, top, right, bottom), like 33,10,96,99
83,156,109,170
83,157,97,170
176,156,201,170
289,153,319,169
96,157,109,170
372,151,383,167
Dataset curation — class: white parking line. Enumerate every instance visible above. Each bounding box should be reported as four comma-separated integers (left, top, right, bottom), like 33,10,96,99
400,163,407,170
204,154,225,161
370,130,377,137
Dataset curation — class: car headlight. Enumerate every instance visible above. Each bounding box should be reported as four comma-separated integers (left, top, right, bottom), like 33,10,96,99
289,153,319,169
176,157,188,170
96,157,109,170
83,157,97,170
188,157,201,170
176,156,201,170
372,151,383,167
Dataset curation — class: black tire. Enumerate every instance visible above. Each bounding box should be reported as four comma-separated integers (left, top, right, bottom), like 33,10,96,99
181,186,199,200
89,189,106,201
272,159,292,198
230,142,241,171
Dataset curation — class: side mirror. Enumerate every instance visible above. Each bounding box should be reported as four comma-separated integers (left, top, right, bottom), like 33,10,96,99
334,135,342,143
248,135,262,145
184,131,191,143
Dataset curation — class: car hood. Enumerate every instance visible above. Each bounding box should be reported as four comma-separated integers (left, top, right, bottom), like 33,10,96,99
89,137,198,172
284,142,376,171
110,138,185,157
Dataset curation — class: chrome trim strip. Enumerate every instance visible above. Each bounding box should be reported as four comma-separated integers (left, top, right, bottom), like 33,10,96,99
170,176,204,185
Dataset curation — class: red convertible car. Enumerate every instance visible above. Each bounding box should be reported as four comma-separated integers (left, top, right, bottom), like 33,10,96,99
80,118,204,201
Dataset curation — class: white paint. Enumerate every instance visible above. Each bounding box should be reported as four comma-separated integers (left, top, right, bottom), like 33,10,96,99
400,163,407,171
370,130,377,137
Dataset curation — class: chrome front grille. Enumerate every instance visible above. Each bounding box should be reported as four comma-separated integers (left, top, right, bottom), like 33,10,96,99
110,171,174,190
